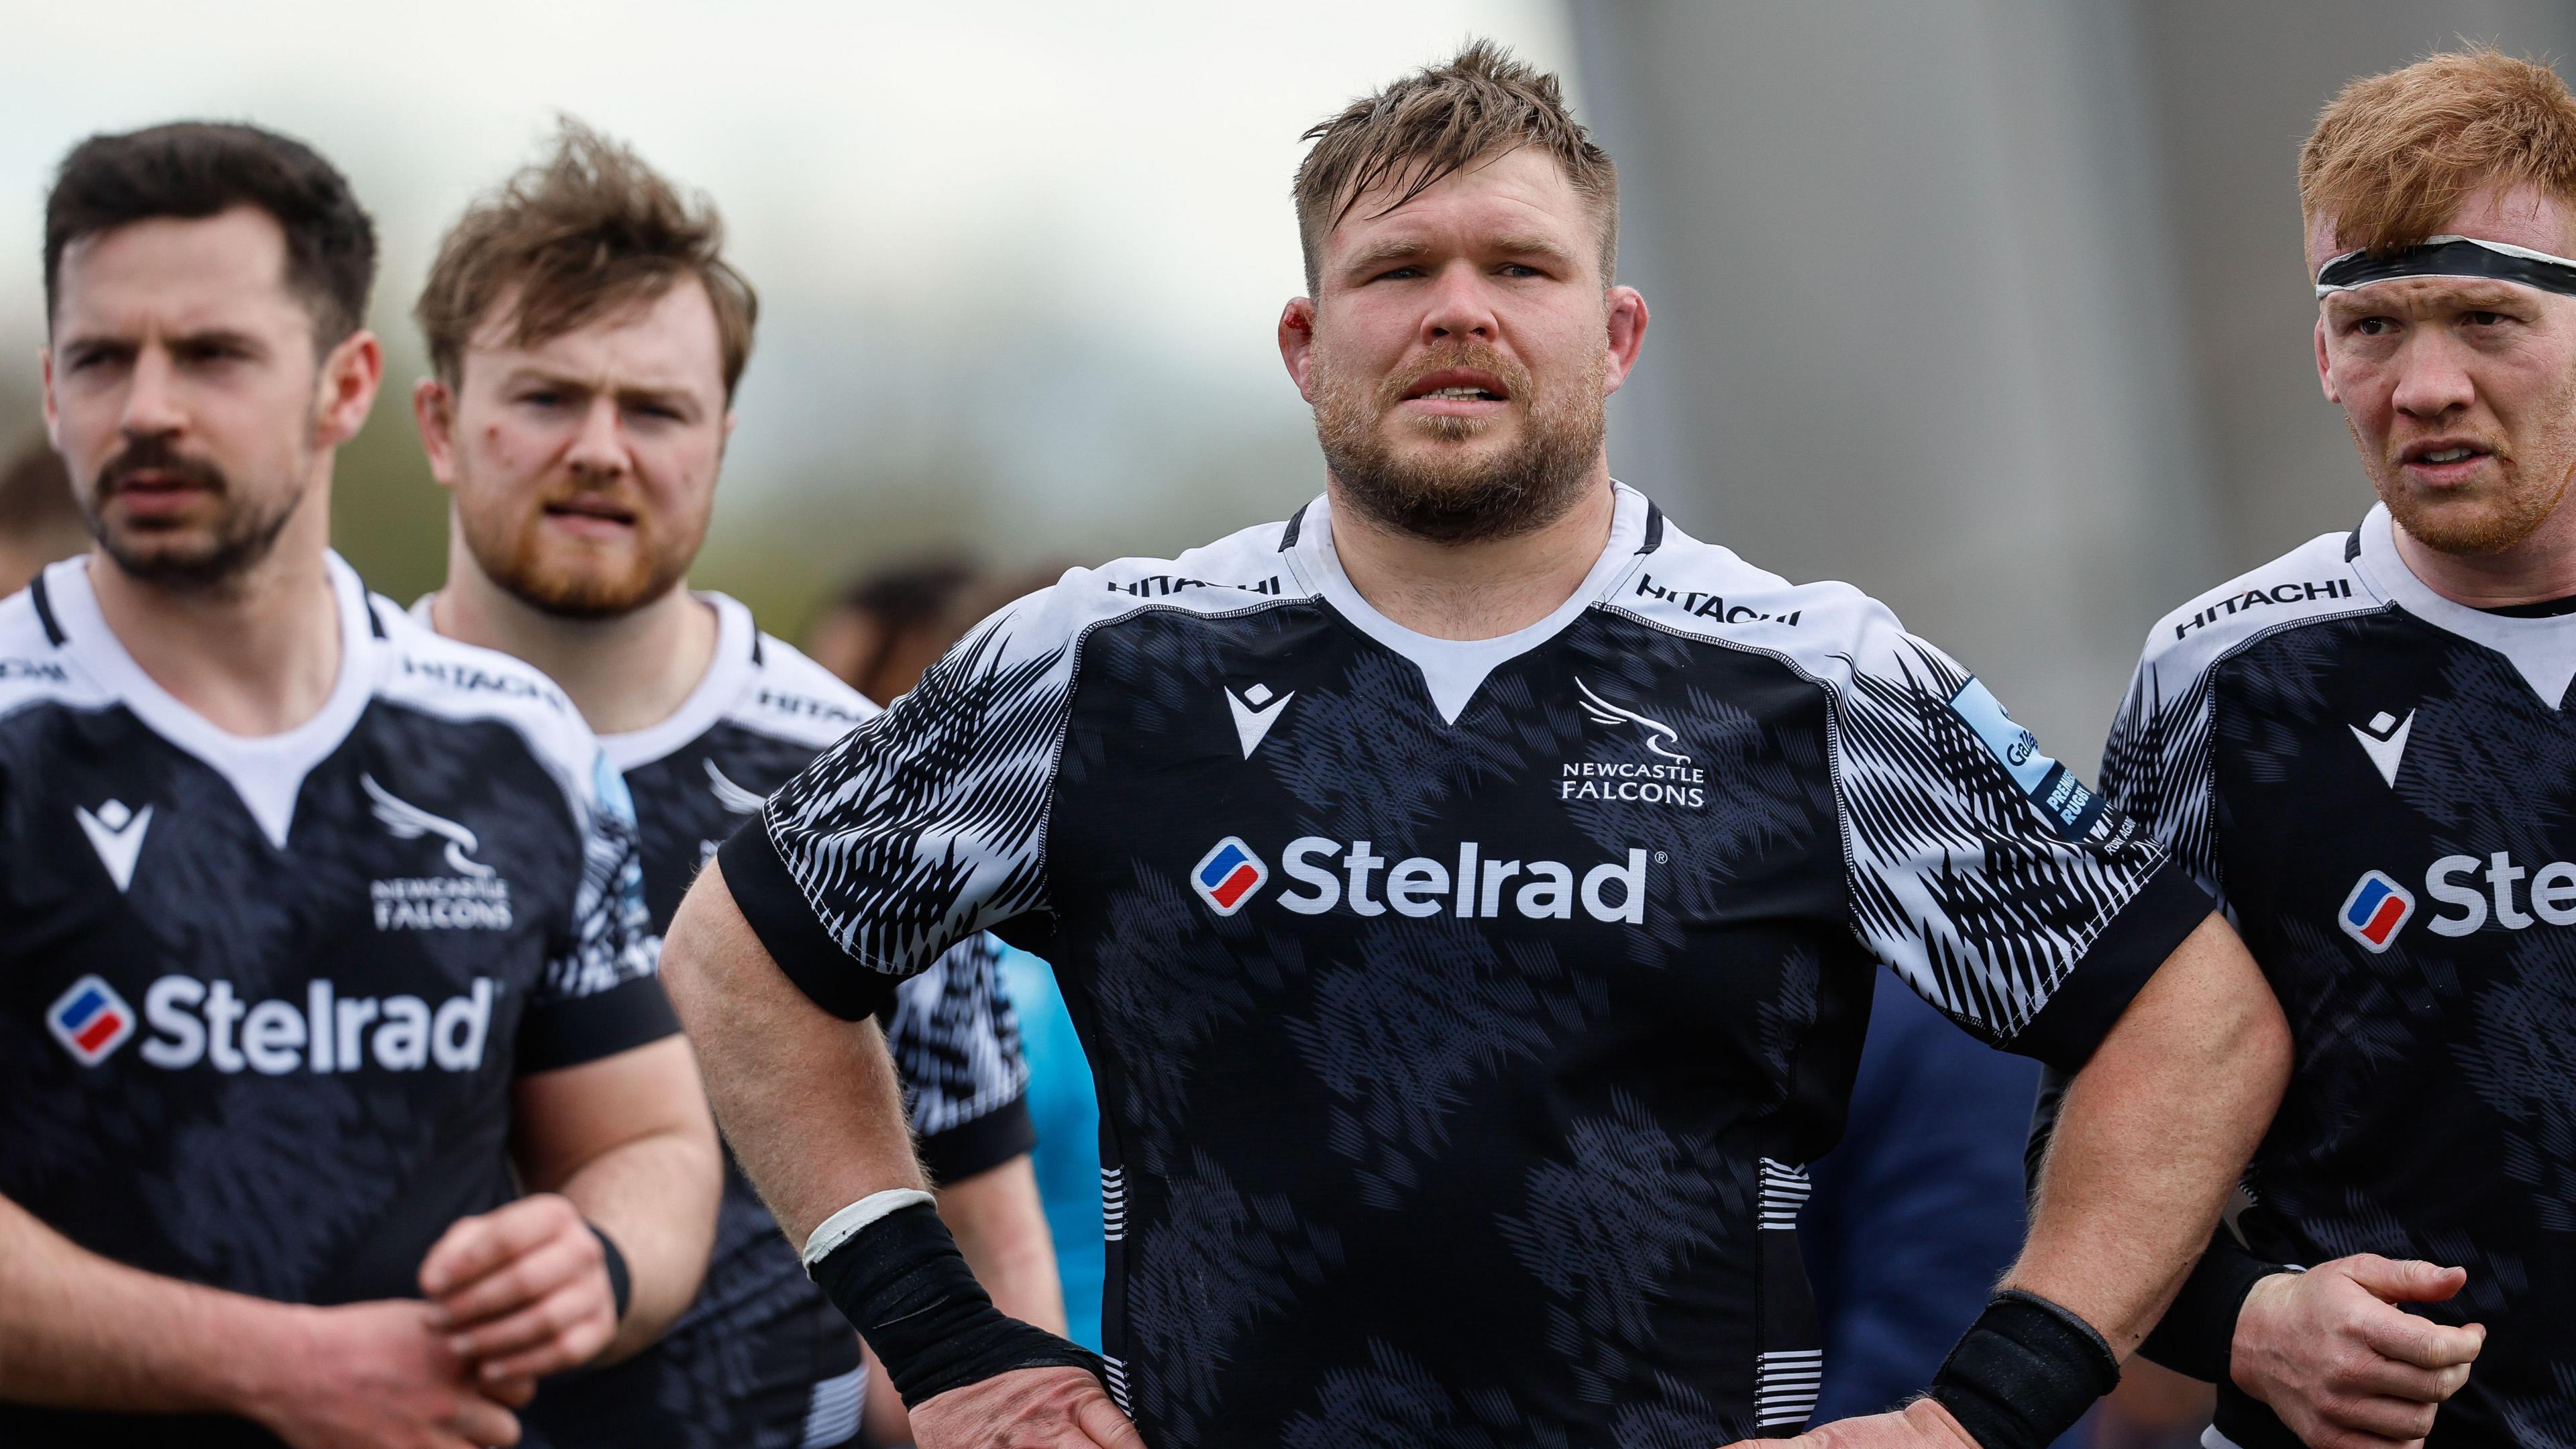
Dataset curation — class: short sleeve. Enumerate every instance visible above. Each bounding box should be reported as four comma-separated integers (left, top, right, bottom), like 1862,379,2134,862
720,602,1077,1021
888,934,1037,1182
1831,615,2210,1071
519,753,677,1073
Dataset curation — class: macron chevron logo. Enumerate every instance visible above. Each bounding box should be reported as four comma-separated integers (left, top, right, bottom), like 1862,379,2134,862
1225,683,1295,759
76,800,153,894
2350,710,2413,788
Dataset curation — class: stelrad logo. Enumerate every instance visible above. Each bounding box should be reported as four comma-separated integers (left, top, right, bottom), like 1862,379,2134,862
1190,835,1656,924
2339,870,2415,953
1192,837,1268,915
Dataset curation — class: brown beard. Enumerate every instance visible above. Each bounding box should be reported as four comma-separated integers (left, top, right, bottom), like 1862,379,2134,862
83,435,307,592
1311,340,1606,545
460,482,703,620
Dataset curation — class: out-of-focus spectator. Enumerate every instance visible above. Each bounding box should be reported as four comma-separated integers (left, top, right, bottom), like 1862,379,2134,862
1801,972,2100,1447
801,558,982,704
0,436,88,596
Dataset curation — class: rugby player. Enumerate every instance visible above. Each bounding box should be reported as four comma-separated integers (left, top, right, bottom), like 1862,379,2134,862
0,123,720,1448
2049,48,2576,1449
659,42,2292,1449
408,123,1059,1449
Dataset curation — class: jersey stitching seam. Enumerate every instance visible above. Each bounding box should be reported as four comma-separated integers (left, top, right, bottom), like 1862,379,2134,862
2167,602,2387,912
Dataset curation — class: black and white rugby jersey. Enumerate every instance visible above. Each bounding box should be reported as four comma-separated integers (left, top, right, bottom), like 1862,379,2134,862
2090,504,2576,1449
0,553,663,1449
457,593,1032,1449
719,482,2210,1446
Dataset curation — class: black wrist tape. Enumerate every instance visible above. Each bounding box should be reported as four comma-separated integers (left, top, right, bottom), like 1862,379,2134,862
584,1221,633,1323
1930,1289,2121,1449
807,1201,1105,1407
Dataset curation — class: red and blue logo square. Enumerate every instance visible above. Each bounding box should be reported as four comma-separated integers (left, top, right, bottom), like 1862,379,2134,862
2338,869,2414,954
1191,837,1267,916
47,973,136,1066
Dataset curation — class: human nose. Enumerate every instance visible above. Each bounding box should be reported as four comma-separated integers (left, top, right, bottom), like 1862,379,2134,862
564,396,629,480
2387,334,2475,422
118,347,186,441
1418,262,1500,347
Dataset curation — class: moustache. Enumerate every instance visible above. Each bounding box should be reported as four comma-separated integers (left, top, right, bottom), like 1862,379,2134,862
95,438,228,500
1377,345,1534,408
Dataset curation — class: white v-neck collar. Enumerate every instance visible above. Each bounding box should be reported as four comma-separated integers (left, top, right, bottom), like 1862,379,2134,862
48,550,383,849
410,589,749,775
1289,482,1650,724
2353,501,2576,708
596,594,755,773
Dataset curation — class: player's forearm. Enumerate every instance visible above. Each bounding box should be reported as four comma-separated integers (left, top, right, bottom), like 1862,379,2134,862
2009,913,2290,1354
0,1190,301,1415
551,1126,723,1358
660,861,928,1243
939,1156,1069,1334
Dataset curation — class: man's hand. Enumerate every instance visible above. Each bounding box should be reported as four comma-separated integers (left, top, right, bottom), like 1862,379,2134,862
2233,1254,2485,1449
419,1192,618,1383
1721,1397,1978,1448
242,1299,533,1449
909,1365,1147,1448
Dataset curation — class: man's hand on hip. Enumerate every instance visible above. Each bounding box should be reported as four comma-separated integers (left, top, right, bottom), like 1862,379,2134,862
910,1364,1146,1448
2233,1254,2483,1449
1721,1397,1980,1448
419,1192,619,1382
241,1299,533,1449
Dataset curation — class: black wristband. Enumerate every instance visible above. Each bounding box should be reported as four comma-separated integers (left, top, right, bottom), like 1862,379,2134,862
585,1221,633,1323
1930,1289,2121,1449
808,1201,1105,1407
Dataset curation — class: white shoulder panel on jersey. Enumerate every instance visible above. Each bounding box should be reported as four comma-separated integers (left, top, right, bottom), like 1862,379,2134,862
760,515,1314,978
0,584,115,724
721,627,880,751
373,594,606,824
2135,528,2371,696
1603,513,2172,1044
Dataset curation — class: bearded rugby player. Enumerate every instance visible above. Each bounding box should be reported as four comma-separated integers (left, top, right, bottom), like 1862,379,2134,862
2049,48,2576,1449
659,42,2291,1449
0,123,718,1449
409,122,1061,1449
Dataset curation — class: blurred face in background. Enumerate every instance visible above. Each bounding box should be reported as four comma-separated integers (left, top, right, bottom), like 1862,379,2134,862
2314,182,2576,557
1281,146,1643,543
419,277,732,618
44,207,374,590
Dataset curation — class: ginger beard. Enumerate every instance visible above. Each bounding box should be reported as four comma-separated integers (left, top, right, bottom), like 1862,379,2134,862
1312,338,1607,545
83,433,309,592
459,475,706,620
2358,360,2576,556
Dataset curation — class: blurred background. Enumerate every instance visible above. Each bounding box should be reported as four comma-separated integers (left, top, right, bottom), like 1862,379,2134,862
7,0,2573,766
8,4,2571,1442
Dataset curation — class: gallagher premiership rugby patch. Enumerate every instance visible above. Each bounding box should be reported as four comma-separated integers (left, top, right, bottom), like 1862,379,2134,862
1946,678,2107,842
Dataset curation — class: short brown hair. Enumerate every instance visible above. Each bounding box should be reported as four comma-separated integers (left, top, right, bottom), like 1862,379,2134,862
1293,39,1616,294
47,121,377,346
415,119,757,398
2302,47,2576,254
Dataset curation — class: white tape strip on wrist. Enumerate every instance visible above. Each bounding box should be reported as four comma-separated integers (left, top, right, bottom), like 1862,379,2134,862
802,1188,937,1273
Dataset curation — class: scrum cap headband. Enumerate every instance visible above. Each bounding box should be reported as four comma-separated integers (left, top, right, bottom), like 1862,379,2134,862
2315,234,2576,299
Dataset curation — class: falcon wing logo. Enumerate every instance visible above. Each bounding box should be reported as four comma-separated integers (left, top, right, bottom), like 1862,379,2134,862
363,773,495,878
705,760,769,815
1576,678,1692,763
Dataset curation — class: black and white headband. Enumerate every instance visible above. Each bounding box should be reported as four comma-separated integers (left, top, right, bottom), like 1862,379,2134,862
2315,234,2576,299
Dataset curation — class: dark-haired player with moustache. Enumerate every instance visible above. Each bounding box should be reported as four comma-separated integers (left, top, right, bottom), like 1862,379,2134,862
2045,49,2576,1449
657,42,2293,1449
407,122,1059,1449
0,123,721,1448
